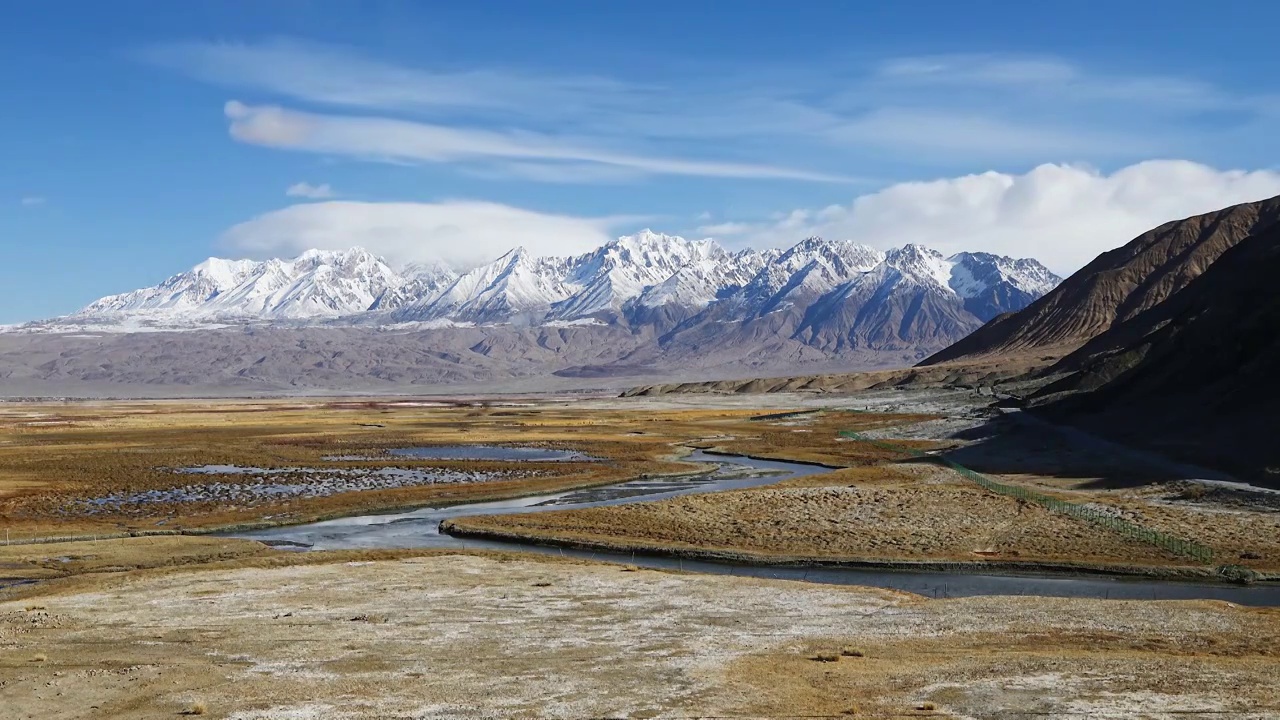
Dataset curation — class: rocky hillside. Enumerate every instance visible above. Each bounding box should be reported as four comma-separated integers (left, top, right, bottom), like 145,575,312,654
920,196,1280,366
1032,217,1280,486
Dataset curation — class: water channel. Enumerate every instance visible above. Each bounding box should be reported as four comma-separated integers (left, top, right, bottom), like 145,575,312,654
227,450,1280,606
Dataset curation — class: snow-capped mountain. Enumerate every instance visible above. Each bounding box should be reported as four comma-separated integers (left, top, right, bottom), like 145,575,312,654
34,233,1061,375
549,231,724,321
77,248,412,323
391,231,736,325
393,247,578,324
368,261,457,312
723,238,887,318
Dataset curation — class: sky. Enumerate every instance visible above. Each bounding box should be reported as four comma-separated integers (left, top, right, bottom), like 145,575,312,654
5,0,1280,323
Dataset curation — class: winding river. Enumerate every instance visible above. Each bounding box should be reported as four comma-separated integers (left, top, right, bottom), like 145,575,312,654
227,450,1280,606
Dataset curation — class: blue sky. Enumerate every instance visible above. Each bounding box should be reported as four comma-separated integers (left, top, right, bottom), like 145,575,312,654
5,0,1280,323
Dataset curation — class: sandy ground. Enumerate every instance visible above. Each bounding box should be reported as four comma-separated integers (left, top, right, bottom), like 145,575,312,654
3,549,1279,719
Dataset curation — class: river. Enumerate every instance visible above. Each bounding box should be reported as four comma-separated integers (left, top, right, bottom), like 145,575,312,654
226,450,1280,606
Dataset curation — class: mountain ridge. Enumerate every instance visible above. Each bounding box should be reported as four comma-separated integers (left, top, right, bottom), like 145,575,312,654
920,195,1280,366
1030,207,1280,486
39,232,1059,337
1,232,1060,392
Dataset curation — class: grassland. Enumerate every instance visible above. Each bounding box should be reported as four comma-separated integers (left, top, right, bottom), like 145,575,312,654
3,398,880,542
5,397,1279,577
445,407,1280,576
3,396,1280,718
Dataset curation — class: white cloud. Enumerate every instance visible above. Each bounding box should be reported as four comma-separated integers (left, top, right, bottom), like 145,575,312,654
703,161,1280,274
143,38,634,119
224,101,851,182
871,54,1231,109
695,221,754,236
220,200,628,269
827,109,1148,159
285,181,336,199
20,196,45,207
146,39,1280,178
461,162,646,184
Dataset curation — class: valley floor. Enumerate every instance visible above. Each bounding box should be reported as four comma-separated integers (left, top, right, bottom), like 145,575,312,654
4,547,1279,719
449,393,1280,578
3,392,1280,718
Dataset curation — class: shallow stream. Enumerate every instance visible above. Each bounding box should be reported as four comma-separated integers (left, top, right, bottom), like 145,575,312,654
227,450,1280,606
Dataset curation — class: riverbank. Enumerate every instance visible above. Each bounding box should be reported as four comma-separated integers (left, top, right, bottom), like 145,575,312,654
439,396,1280,580
441,519,1279,584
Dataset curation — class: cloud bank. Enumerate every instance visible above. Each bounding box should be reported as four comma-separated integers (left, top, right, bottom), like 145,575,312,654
219,162,1280,276
220,200,625,269
701,161,1280,273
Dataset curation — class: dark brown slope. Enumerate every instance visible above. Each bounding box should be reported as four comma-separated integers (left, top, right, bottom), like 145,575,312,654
920,195,1280,366
1034,221,1280,486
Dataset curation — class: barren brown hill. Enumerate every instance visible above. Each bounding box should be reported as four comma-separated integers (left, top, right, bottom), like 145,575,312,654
920,195,1280,366
1033,216,1280,486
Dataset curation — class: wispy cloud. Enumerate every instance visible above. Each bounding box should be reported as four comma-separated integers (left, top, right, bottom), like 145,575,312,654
825,109,1149,158
870,54,1228,109
461,162,647,184
224,101,853,182
285,181,336,199
142,39,636,119
20,196,46,207
699,161,1280,273
147,40,1278,182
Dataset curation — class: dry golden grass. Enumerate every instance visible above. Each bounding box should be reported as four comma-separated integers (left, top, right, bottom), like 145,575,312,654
6,397,1274,575
448,459,1203,569
3,399,900,539
0,536,275,583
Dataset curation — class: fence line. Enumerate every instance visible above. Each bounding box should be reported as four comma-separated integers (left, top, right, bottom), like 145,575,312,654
838,430,1216,564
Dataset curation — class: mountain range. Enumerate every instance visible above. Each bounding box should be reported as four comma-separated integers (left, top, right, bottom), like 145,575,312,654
49,231,1059,335
0,232,1059,394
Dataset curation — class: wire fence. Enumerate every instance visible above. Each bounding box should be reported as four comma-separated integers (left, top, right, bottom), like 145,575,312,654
838,430,1216,564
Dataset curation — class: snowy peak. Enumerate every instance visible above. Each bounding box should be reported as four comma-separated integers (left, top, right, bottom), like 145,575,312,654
76,247,414,322
947,252,1060,298
398,245,576,322
189,257,258,290
552,231,730,319
779,237,884,272
883,244,955,290
633,248,768,311
735,237,884,313
61,235,1060,332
